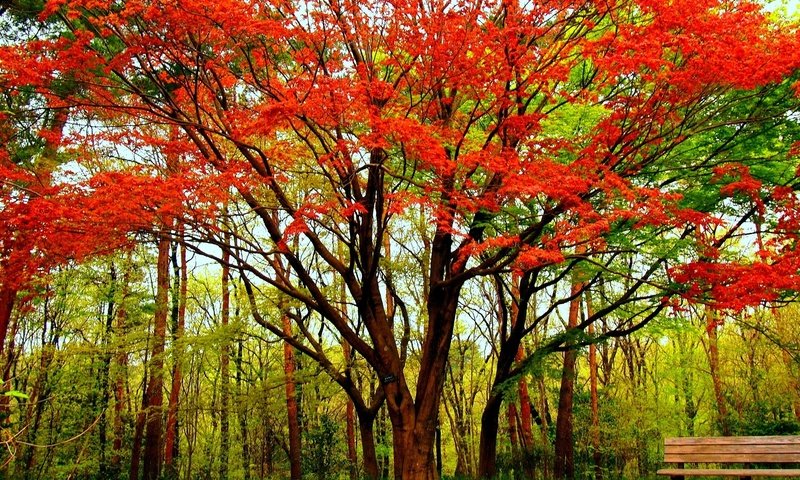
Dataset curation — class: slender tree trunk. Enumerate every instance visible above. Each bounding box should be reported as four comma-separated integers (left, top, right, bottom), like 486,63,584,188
477,274,527,479
538,376,551,477
705,308,731,436
517,363,534,446
164,240,187,477
0,314,19,415
282,309,302,480
219,244,231,480
376,405,390,478
554,281,581,479
510,273,534,453
142,233,171,480
508,402,519,450
98,264,117,475
0,287,16,357
342,339,359,480
112,261,131,470
236,338,251,480
19,289,60,475
130,368,149,480
587,295,602,480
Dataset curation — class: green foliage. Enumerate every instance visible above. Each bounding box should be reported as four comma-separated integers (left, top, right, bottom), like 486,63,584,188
302,414,346,480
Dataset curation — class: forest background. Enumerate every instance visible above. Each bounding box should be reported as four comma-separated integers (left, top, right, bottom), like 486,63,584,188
3,0,800,478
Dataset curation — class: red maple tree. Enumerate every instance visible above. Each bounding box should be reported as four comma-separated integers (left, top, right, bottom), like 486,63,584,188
3,0,800,477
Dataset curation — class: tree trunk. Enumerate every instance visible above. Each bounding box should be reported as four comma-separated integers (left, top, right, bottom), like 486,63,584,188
359,410,380,480
588,301,602,479
508,402,519,450
236,338,251,480
377,405,391,478
142,233,171,480
130,368,149,480
343,339,359,480
219,245,231,480
517,362,534,448
478,392,503,479
164,240,187,477
554,281,581,479
283,310,302,480
112,261,131,470
510,273,534,453
705,308,731,436
98,264,117,475
0,287,16,357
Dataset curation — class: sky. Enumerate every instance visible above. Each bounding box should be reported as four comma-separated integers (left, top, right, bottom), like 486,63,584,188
764,0,800,16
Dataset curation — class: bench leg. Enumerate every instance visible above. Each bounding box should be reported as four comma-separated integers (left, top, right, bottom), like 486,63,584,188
741,462,752,480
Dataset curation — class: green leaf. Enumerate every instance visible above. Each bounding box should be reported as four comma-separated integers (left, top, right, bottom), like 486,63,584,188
4,390,29,399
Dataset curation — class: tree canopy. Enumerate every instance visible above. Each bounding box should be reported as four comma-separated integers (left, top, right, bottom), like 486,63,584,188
2,0,800,478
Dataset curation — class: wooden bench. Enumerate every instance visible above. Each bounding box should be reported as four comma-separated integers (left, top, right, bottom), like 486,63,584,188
658,436,800,478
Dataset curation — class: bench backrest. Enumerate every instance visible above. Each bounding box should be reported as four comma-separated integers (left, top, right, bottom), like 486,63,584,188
664,436,800,464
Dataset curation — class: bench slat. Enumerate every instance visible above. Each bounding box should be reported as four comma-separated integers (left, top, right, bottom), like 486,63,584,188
666,436,800,446
666,444,800,454
665,453,800,463
657,468,800,477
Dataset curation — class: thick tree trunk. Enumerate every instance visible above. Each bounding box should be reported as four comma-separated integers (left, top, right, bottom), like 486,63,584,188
705,308,731,436
142,233,171,480
388,296,460,480
359,411,380,480
479,393,503,478
554,281,581,479
164,240,187,477
282,310,302,480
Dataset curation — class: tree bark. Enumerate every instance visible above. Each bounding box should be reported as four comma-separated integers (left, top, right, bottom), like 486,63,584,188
219,245,231,480
510,274,534,453
344,339,359,480
283,309,302,480
477,273,531,479
98,264,117,475
479,392,503,479
554,280,581,479
508,402,519,450
112,260,131,470
236,337,252,480
130,368,149,480
587,296,602,480
142,233,171,480
164,239,187,477
705,308,731,436
0,287,16,357
358,410,380,480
